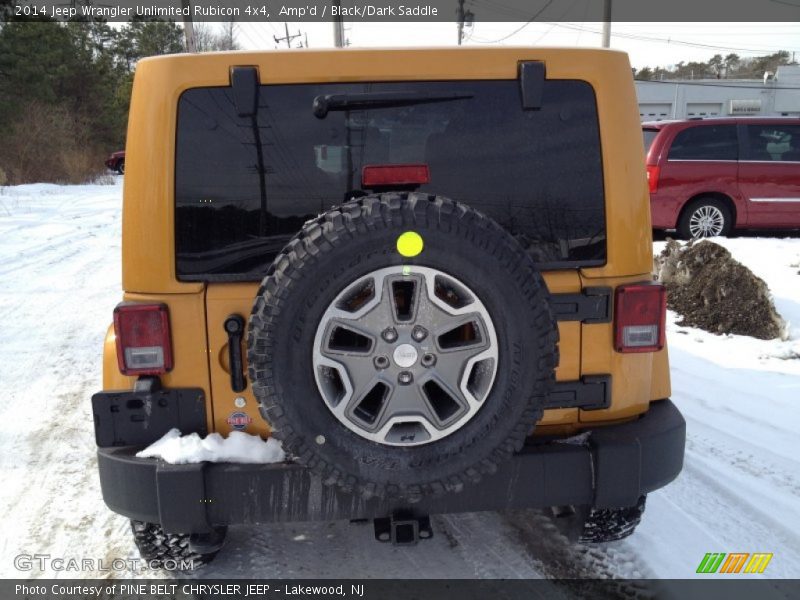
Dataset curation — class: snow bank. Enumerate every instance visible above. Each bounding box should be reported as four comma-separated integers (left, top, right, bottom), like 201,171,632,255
656,237,800,341
655,239,786,339
137,429,286,464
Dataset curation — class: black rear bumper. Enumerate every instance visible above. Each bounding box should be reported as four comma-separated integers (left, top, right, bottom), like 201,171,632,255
96,399,685,534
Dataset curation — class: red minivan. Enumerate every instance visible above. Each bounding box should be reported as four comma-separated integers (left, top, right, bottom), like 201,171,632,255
644,117,800,238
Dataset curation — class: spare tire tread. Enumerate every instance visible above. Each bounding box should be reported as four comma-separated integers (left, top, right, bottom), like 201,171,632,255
248,192,558,500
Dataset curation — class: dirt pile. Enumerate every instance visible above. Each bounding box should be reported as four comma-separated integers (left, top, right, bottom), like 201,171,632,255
654,240,786,340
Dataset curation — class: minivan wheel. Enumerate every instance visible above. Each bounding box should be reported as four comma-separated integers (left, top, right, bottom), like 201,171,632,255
677,197,732,239
117,159,125,175
247,193,558,500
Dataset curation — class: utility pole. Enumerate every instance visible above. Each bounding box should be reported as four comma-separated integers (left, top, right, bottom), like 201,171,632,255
180,0,197,53
332,0,345,47
456,0,465,45
601,0,611,48
274,23,302,48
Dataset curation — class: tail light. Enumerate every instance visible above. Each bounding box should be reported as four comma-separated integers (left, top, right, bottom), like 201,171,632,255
113,303,173,375
362,164,430,188
614,283,666,353
646,165,660,193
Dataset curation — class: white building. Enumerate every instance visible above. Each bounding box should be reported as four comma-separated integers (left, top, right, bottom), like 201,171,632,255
635,65,800,121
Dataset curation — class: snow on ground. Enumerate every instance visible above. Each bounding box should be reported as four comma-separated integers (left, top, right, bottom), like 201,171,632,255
0,180,142,579
0,183,798,581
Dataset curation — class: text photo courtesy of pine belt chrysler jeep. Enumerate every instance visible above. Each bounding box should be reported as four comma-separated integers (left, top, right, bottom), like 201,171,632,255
645,117,800,239
91,48,685,566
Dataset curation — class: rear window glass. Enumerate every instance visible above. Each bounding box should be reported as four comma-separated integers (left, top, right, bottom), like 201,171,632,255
643,129,659,154
668,125,738,161
175,80,606,280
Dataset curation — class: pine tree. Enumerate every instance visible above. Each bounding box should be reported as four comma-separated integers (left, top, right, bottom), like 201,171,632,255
0,17,185,183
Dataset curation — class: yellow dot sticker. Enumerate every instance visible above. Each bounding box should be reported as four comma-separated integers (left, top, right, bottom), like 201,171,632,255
396,231,424,258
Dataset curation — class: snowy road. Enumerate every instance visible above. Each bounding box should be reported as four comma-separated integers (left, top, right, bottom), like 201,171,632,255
0,181,798,581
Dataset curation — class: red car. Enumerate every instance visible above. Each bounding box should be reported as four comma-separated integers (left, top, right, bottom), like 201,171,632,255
105,150,125,174
644,117,800,238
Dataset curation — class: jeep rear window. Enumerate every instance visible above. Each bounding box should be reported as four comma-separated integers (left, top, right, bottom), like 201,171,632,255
175,80,605,281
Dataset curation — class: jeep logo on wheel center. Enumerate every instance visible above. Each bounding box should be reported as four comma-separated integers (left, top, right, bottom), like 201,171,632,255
393,344,418,368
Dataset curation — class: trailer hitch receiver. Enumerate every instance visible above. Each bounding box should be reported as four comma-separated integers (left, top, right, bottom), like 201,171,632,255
373,512,433,545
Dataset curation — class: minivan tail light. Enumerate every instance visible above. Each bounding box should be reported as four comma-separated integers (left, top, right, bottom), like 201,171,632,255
614,283,666,353
113,303,173,375
646,165,660,193
362,164,430,188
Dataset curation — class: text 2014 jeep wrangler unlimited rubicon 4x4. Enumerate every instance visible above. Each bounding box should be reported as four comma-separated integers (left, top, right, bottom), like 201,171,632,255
92,47,685,566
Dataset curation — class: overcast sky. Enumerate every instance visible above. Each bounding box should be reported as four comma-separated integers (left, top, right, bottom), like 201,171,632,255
232,22,800,71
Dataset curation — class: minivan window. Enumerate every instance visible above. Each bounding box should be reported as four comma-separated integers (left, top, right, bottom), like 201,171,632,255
175,80,606,280
643,128,659,154
668,125,738,161
744,124,800,162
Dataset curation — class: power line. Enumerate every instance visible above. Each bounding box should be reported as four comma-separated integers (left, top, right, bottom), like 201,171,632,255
635,78,800,91
469,0,530,19
253,24,278,48
549,22,800,54
239,25,265,50
274,23,301,48
472,0,555,43
469,0,578,45
466,0,800,54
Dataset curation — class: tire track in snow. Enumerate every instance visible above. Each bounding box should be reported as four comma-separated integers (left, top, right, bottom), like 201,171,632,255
199,513,548,579
500,510,656,598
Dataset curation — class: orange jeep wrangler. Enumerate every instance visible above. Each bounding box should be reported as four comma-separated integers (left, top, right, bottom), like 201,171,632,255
92,47,685,566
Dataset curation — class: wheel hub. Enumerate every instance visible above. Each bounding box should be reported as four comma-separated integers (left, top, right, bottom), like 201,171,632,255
689,205,724,238
312,266,499,447
393,344,418,368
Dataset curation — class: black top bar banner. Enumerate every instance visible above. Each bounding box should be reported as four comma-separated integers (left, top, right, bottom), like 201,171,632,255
5,0,800,23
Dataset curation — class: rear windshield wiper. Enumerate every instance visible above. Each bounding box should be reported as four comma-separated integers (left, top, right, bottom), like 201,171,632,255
313,91,473,118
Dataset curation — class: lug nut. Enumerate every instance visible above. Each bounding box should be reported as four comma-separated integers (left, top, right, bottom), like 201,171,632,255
421,353,436,367
382,327,398,343
398,371,413,385
411,325,428,341
374,355,390,369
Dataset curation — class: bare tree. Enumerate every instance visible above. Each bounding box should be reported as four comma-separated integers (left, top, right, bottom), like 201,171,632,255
218,21,239,51
193,21,240,52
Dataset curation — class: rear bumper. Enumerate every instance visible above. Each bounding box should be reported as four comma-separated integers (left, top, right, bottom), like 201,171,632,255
96,399,685,534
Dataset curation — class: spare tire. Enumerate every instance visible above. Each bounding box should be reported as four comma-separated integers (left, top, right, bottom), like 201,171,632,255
247,193,557,500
